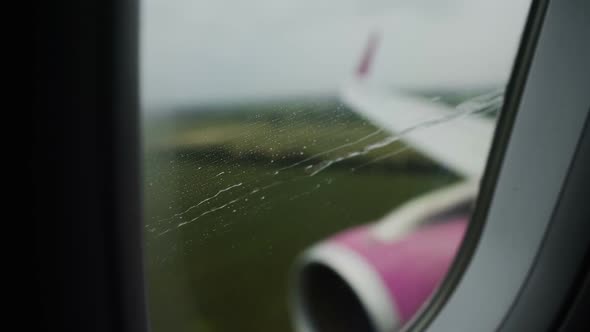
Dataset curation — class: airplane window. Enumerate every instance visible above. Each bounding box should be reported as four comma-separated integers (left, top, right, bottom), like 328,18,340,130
141,1,531,331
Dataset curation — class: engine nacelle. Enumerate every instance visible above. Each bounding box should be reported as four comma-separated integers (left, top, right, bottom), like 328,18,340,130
290,182,475,332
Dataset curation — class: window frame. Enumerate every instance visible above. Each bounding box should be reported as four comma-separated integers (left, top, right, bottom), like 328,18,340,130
34,0,590,331
35,1,146,331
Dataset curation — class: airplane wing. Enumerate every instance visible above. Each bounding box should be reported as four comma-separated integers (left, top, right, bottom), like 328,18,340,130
341,34,496,179
341,83,495,178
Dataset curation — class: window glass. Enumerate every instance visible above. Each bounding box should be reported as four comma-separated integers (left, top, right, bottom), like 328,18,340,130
141,1,531,331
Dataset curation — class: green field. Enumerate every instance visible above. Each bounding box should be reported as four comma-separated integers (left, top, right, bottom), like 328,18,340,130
143,98,458,332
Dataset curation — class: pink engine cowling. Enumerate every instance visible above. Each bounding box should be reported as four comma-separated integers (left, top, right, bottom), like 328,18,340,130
290,218,467,332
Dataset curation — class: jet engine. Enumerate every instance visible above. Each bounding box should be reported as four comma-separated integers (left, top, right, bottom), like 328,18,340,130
289,182,476,332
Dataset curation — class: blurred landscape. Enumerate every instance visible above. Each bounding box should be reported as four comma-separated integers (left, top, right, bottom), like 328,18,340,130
143,97,462,332
140,0,526,329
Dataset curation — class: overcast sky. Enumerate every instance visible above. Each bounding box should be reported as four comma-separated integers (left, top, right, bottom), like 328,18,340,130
141,0,531,109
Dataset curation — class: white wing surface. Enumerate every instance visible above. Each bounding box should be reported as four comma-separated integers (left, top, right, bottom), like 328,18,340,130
341,82,495,178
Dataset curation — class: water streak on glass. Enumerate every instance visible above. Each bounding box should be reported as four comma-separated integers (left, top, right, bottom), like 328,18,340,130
141,0,531,331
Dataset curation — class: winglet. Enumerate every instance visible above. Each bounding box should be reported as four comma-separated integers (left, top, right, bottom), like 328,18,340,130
356,31,381,80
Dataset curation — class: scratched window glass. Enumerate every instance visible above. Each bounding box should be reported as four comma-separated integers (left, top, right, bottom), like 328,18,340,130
141,1,531,331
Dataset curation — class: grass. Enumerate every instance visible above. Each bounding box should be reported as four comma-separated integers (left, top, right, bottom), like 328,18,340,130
143,98,458,332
